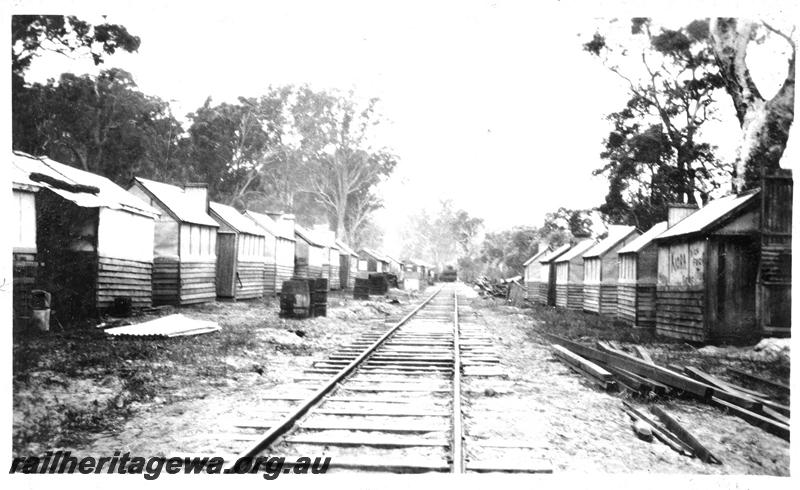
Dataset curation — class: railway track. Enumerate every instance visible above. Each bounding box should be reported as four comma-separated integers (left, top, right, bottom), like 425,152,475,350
228,283,551,473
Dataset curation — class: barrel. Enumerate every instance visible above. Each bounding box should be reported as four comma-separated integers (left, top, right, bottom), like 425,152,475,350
310,277,328,317
368,273,389,296
353,278,370,300
280,279,311,318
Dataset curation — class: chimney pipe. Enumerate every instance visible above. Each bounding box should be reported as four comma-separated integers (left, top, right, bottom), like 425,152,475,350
667,203,699,228
183,183,208,212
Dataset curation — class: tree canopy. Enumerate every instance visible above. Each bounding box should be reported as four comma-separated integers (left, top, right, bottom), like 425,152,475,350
586,18,731,229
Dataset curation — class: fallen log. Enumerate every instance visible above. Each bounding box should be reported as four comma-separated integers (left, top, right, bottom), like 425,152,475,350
711,397,790,442
650,406,722,464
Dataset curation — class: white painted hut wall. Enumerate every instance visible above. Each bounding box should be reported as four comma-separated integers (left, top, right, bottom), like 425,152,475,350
237,233,266,261
309,245,326,267
264,234,276,261
584,257,602,284
618,254,638,284
97,208,154,262
657,239,706,287
555,262,569,284
277,238,295,267
539,262,551,282
154,218,179,259
13,190,36,252
179,223,217,261
128,184,179,259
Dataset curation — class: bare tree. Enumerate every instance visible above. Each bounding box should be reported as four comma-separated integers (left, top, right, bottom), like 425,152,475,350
710,18,795,190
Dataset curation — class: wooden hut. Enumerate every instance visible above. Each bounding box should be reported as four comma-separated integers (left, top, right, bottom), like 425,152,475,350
336,239,359,289
294,224,326,279
244,211,296,295
758,169,792,337
313,227,341,290
554,239,596,310
208,202,266,300
582,225,640,316
128,178,218,306
358,248,390,273
653,190,763,342
523,246,550,303
12,152,158,322
536,243,571,306
617,221,669,329
11,153,40,323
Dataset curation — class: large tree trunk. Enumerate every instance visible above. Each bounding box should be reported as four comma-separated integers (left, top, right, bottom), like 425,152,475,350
710,18,795,191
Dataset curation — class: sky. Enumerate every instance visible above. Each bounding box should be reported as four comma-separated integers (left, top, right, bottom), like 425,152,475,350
8,0,799,254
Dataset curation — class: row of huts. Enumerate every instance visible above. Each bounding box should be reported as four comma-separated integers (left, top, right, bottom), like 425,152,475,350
523,173,792,344
10,151,417,324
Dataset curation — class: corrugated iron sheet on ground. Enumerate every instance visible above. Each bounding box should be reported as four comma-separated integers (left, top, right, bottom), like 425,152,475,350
104,314,220,338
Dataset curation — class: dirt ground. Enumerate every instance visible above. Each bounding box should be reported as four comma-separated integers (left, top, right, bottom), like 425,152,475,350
13,286,790,475
467,296,789,475
12,291,411,458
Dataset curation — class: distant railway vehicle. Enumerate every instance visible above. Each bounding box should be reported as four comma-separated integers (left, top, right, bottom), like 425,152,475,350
439,265,458,282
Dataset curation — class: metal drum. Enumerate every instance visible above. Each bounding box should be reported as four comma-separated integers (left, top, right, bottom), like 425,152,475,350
279,279,311,318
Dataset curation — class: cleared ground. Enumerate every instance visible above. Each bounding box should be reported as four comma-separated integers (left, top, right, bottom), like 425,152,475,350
12,288,790,475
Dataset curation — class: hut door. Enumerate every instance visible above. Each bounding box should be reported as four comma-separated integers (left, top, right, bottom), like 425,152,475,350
216,233,237,298
339,254,349,288
714,238,759,341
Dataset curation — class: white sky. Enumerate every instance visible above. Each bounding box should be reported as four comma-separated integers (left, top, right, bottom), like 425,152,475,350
8,0,799,254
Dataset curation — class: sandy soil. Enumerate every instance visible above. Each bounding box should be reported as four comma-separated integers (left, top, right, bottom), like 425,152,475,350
12,293,407,458
465,298,789,475
13,286,789,475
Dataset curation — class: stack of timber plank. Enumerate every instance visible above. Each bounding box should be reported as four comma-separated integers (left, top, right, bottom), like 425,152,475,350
545,333,790,442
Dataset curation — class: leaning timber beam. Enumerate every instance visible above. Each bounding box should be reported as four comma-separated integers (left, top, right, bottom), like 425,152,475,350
727,367,790,394
552,345,616,390
545,334,759,411
546,334,711,397
622,402,694,457
650,406,722,464
711,397,790,442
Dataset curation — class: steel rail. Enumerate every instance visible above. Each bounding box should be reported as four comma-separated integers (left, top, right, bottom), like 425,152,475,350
239,286,444,459
451,289,464,473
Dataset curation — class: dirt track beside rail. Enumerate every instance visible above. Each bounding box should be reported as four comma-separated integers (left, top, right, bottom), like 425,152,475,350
468,298,789,475
12,293,410,457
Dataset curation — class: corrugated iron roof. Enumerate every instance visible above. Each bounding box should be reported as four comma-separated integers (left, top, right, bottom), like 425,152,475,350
133,177,218,227
555,239,597,262
104,314,220,337
619,221,669,254
295,223,325,247
523,247,550,266
655,190,760,241
539,243,572,263
336,239,358,257
244,210,295,241
12,151,159,218
384,254,404,265
209,202,266,236
360,247,389,263
583,225,639,258
311,226,339,249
